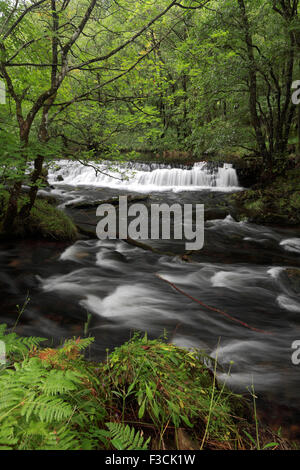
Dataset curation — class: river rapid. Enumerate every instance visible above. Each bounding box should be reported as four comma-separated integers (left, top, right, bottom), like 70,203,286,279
1,160,300,436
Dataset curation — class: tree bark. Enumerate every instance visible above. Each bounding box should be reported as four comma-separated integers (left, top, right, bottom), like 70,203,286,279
2,123,29,232
237,0,270,164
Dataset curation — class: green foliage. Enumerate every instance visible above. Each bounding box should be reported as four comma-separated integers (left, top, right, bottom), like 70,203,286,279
101,333,246,443
0,326,290,450
106,422,151,450
0,323,46,362
0,333,107,450
0,0,298,215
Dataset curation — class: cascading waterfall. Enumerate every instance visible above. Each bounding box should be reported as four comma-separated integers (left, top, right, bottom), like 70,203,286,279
48,160,240,191
217,163,240,187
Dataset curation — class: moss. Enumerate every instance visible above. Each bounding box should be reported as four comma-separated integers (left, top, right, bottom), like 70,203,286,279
231,167,300,226
244,199,265,213
291,192,300,209
0,190,77,241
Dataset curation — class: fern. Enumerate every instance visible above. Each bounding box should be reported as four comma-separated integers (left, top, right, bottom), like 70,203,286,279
0,324,260,450
40,369,83,395
106,422,151,450
35,425,81,451
0,327,153,450
21,395,74,423
0,324,46,361
0,331,107,450
0,417,19,450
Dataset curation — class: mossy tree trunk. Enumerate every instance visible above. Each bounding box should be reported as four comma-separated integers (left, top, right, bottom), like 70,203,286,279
2,124,30,232
19,96,55,220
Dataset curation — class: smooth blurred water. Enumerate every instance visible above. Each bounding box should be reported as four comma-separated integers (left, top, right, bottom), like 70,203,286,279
1,162,300,434
48,160,240,192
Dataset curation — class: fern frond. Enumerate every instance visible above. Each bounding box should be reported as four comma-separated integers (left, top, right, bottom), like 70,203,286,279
21,395,73,423
106,422,151,450
39,369,82,395
38,425,81,450
0,325,46,360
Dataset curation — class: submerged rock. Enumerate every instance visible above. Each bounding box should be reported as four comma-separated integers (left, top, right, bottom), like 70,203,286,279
66,194,149,209
285,268,300,295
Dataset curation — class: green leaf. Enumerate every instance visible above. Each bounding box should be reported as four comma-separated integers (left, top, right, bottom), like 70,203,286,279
138,399,146,419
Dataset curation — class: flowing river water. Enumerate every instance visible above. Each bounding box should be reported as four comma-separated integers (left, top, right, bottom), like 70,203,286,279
1,161,300,437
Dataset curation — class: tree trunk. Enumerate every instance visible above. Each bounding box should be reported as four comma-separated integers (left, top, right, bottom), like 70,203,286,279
19,154,45,219
19,105,51,219
237,0,270,164
2,124,30,232
271,1,297,159
297,101,300,155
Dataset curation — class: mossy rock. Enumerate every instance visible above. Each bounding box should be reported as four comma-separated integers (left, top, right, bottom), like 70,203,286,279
0,190,77,241
231,167,300,225
291,192,300,209
244,198,265,213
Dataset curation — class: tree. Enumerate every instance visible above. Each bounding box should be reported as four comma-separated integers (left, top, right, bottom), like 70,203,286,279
237,0,299,168
0,0,210,231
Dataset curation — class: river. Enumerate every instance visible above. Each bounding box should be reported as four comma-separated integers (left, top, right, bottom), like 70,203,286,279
1,160,300,437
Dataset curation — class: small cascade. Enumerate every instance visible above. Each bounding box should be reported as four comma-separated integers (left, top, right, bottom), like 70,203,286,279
48,160,240,191
216,163,239,187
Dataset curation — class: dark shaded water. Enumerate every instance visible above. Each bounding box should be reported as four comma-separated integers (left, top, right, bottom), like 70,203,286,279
1,178,300,437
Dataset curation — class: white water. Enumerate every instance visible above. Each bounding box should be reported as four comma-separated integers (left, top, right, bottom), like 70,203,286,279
277,295,300,312
37,236,300,396
48,160,240,192
280,238,300,254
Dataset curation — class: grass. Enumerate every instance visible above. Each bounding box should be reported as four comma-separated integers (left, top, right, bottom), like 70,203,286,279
0,326,293,450
0,190,77,241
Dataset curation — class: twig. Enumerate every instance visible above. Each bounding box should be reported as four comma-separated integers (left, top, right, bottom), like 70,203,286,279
155,274,273,335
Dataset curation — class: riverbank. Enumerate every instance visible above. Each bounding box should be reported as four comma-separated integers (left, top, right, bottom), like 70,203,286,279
231,167,300,226
0,325,293,450
0,190,77,241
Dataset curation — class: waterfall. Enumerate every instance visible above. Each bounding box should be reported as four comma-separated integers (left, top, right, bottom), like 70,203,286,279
217,164,240,187
48,160,240,191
